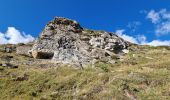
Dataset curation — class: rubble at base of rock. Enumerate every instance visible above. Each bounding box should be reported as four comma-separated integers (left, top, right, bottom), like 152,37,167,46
17,17,130,68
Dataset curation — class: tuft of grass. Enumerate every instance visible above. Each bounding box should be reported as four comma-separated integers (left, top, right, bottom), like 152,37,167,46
0,66,4,71
95,62,109,72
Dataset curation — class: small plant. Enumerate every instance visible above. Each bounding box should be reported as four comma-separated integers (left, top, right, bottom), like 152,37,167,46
0,66,4,71
111,54,119,60
95,62,109,72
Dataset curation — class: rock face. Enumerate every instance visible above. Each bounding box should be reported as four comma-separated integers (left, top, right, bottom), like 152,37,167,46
31,17,130,67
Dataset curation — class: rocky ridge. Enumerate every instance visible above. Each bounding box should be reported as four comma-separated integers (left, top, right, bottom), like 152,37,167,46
30,17,130,67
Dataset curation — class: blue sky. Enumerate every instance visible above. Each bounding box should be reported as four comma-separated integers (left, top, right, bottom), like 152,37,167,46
0,0,170,46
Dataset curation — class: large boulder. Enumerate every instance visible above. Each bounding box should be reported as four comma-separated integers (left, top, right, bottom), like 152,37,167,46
31,17,130,67
16,46,32,56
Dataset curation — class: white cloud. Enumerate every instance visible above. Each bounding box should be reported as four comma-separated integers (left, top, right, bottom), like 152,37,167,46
156,22,170,36
159,9,170,20
115,29,170,46
115,9,170,46
115,29,138,44
0,27,34,44
146,40,170,46
147,9,170,36
147,10,160,24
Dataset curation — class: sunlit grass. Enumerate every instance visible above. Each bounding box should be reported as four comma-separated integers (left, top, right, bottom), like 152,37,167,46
0,45,170,100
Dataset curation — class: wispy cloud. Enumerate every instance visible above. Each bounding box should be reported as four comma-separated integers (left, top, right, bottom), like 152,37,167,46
147,9,170,36
155,22,170,36
0,27,34,44
127,21,141,32
147,10,160,24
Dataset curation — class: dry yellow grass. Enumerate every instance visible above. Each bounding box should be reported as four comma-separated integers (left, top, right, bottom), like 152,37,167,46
0,45,170,100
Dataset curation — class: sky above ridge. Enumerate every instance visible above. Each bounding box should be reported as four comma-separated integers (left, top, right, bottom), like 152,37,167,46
0,0,170,46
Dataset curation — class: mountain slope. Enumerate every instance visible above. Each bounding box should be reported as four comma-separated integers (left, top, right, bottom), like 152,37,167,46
0,44,170,100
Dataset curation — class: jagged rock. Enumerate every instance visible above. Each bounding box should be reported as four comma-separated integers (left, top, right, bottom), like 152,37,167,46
31,17,130,67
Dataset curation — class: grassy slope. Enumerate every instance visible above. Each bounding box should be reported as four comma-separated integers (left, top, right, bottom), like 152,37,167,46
0,45,170,100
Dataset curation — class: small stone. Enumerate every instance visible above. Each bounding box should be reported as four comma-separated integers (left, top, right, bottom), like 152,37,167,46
1,63,18,69
108,60,116,64
13,73,29,81
2,63,7,67
4,46,15,53
122,49,129,54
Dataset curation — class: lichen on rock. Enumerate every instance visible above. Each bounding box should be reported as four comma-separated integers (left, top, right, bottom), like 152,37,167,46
31,17,130,67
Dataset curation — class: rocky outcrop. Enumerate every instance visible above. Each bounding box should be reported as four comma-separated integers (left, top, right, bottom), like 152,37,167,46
31,17,130,67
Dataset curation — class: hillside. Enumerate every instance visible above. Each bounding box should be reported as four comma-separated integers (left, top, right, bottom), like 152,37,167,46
0,17,170,100
0,44,170,100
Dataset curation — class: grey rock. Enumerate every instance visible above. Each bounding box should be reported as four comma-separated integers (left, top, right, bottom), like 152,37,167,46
31,17,130,67
3,46,14,53
2,63,8,67
16,46,33,56
1,63,18,69
108,60,116,64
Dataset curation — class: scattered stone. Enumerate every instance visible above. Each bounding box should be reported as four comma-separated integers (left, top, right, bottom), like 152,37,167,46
122,84,137,100
124,89,137,100
13,73,29,81
0,55,13,63
145,56,154,60
6,47,12,53
108,60,116,64
122,49,129,54
1,63,18,69
2,45,16,53
2,63,7,67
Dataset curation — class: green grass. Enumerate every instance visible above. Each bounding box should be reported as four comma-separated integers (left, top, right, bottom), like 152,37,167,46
0,45,170,100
